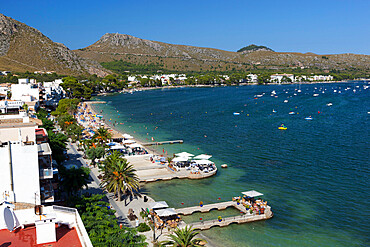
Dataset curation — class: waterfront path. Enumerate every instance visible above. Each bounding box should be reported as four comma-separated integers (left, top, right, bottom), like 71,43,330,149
188,213,272,230
64,141,165,246
176,201,247,215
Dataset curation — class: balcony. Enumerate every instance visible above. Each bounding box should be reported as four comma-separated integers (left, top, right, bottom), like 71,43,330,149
40,181,54,203
40,168,53,179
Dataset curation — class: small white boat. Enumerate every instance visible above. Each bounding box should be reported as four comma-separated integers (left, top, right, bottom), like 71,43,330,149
284,100,288,103
289,112,295,115
327,103,333,106
221,164,228,168
305,116,313,120
297,90,301,93
272,109,277,113
313,94,319,97
233,112,240,115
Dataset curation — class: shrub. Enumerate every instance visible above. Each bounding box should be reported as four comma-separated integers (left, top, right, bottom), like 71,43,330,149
137,222,150,232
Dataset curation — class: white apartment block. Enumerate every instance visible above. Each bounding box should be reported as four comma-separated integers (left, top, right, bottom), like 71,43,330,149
270,74,295,83
0,114,54,205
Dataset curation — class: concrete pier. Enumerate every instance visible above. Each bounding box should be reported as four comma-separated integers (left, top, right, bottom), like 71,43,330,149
176,201,273,230
176,201,247,215
189,210,273,230
141,140,184,146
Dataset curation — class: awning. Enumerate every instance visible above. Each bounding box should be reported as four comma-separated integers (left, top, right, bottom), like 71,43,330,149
175,152,194,157
155,208,177,217
123,140,136,144
242,190,264,198
123,133,134,139
110,145,126,150
128,143,143,148
106,142,116,146
149,201,169,210
194,154,212,160
194,159,214,165
173,156,189,162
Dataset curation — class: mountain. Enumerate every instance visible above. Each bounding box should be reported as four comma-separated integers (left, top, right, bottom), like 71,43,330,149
237,44,274,53
75,33,370,74
0,13,108,76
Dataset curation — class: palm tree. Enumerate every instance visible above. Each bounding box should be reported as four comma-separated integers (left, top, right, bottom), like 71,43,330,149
159,226,206,247
93,127,112,145
100,154,140,201
59,166,90,196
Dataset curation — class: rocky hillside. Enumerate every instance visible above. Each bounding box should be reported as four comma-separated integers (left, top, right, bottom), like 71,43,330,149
76,33,370,73
0,13,108,76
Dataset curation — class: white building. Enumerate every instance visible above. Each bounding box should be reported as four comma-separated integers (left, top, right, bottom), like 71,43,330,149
247,74,258,83
0,100,24,113
0,114,54,205
11,79,40,111
43,79,65,106
270,74,295,83
310,75,333,81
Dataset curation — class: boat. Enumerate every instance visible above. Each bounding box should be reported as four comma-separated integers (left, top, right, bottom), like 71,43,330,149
284,100,288,103
233,112,240,115
221,164,228,168
272,109,277,113
305,116,313,120
327,103,333,106
278,124,287,130
289,112,295,115
313,94,319,97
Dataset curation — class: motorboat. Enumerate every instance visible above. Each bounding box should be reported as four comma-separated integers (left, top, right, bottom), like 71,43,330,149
305,116,313,120
327,103,333,106
289,112,295,115
233,112,240,115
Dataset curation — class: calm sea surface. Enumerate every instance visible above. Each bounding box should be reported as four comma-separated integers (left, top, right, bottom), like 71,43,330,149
93,82,370,247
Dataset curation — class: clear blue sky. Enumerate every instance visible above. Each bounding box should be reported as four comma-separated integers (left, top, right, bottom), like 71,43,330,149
2,0,370,54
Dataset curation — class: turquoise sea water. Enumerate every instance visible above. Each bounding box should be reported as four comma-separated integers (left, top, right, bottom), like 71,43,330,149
92,82,370,247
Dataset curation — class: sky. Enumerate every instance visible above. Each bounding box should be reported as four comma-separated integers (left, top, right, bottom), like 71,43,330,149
2,0,370,54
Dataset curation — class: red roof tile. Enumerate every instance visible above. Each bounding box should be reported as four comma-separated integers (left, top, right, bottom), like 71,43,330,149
0,224,82,247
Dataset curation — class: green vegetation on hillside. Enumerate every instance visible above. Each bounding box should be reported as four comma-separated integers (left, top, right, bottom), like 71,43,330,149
101,59,166,74
237,44,273,52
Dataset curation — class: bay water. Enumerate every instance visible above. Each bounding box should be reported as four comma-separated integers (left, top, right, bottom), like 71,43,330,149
92,82,369,246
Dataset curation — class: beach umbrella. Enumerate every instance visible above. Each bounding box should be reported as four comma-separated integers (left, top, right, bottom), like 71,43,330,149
175,152,194,157
194,154,212,160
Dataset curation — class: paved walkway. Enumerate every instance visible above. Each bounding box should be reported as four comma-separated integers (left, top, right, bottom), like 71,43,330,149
176,201,246,215
64,142,161,246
